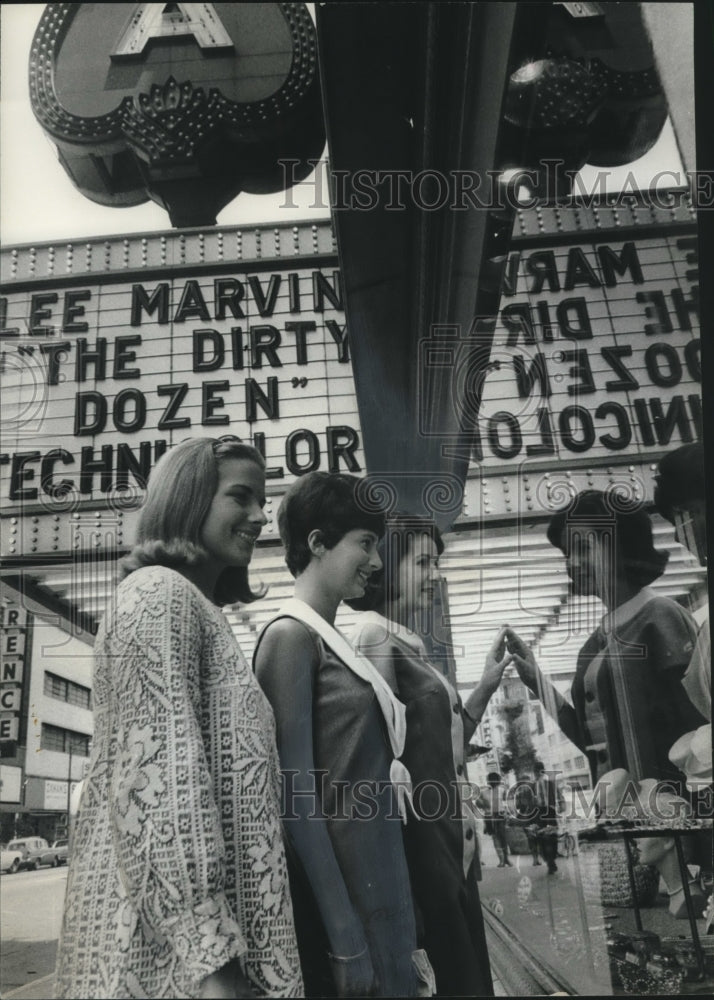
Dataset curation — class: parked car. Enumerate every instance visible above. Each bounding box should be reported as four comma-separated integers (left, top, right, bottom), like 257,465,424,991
1,843,24,874
49,838,69,865
6,836,53,870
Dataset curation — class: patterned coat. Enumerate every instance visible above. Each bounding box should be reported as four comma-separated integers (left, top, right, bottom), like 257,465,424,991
55,566,303,999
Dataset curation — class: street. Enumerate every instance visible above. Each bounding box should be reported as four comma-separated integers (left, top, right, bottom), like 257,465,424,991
1,866,66,998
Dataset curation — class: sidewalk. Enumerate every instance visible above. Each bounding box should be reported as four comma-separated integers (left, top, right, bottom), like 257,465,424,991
3,972,55,1000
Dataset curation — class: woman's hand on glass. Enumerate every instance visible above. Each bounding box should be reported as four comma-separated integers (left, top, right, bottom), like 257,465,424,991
481,626,513,694
504,627,540,689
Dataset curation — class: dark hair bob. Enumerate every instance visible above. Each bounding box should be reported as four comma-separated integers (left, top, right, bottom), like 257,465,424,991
347,512,444,612
278,471,386,578
546,489,669,588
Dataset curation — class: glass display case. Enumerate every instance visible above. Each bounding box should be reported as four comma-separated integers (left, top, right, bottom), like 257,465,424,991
477,806,713,994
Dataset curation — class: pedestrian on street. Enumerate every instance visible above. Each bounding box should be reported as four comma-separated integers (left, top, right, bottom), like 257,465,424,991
514,774,541,867
481,772,513,870
533,762,563,874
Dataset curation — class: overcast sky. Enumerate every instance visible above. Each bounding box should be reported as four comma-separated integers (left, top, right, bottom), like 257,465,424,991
1,4,686,247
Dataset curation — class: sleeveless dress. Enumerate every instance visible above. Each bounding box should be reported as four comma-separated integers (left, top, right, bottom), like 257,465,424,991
254,617,419,998
55,566,303,999
352,612,494,998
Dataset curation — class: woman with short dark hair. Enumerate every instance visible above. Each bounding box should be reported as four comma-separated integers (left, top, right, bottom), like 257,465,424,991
507,489,704,787
56,436,303,999
349,513,511,997
254,473,427,998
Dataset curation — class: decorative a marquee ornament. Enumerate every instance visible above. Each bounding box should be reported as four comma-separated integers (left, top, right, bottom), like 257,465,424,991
500,1,668,200
111,3,234,59
29,2,325,226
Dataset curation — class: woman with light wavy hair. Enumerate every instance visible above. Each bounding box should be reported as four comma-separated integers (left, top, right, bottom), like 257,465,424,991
56,436,303,1000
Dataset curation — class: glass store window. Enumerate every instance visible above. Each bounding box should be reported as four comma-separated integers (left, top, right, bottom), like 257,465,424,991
446,502,711,995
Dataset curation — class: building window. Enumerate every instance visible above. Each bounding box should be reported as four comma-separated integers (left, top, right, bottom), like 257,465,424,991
574,755,586,769
40,723,91,756
44,671,92,710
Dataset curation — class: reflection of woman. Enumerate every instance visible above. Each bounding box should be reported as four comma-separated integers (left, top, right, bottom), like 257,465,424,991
350,515,510,997
507,490,704,788
254,474,423,998
56,437,303,999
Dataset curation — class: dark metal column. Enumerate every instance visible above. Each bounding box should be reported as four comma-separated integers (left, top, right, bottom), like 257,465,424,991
315,2,523,526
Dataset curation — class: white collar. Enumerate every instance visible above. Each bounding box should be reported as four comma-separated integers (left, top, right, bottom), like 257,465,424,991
601,586,657,635
359,610,428,656
271,599,415,823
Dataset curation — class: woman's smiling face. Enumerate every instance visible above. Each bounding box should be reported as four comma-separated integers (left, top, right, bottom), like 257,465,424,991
200,458,268,571
395,533,440,615
318,528,383,602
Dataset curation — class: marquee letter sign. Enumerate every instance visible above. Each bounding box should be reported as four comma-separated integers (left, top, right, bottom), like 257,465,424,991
111,4,235,59
29,3,325,226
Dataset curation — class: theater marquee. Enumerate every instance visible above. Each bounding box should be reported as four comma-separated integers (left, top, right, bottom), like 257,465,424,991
0,221,361,559
0,200,702,558
460,197,700,518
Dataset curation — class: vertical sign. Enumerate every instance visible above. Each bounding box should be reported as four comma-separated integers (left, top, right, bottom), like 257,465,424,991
0,604,28,743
